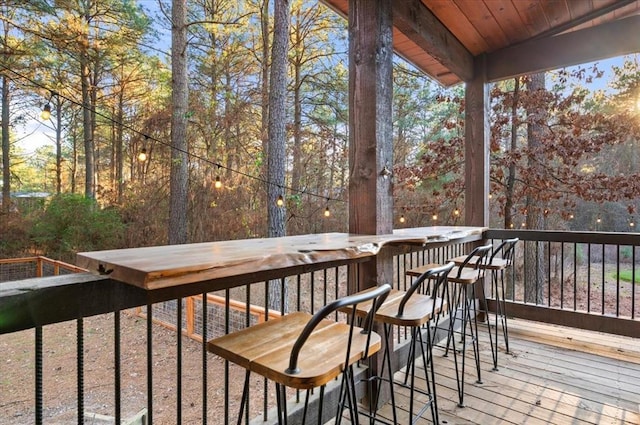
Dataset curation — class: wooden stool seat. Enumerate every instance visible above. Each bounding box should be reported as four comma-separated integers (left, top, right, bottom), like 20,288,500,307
449,255,508,270
407,263,483,284
348,263,455,425
207,285,391,424
349,289,447,328
449,238,519,371
405,244,493,408
249,317,381,389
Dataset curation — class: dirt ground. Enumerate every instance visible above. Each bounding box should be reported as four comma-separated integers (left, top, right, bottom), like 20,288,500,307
0,310,269,425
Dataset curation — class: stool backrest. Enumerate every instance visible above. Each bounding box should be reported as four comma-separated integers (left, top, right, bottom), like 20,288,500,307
285,284,391,375
491,238,519,266
456,244,493,279
398,262,455,317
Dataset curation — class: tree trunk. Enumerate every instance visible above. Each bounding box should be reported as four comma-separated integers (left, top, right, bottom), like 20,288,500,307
259,0,270,235
80,52,94,199
2,75,10,213
55,97,62,194
524,73,546,304
115,90,124,203
266,0,290,312
291,60,302,195
169,0,189,245
504,77,520,229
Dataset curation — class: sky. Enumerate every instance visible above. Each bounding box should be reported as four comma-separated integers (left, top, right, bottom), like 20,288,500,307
14,51,633,155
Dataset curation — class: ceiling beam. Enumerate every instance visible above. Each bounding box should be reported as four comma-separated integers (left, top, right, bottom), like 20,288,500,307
392,0,474,82
486,15,640,82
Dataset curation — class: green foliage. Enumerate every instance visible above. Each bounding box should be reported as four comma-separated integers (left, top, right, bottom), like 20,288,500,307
613,269,640,284
30,194,125,262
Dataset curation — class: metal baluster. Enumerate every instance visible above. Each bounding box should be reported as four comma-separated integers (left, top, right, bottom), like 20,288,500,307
35,326,43,425
224,289,230,425
587,244,592,312
202,292,208,425
77,317,84,425
602,243,606,315
115,311,121,424
147,304,153,424
573,243,578,311
177,298,183,425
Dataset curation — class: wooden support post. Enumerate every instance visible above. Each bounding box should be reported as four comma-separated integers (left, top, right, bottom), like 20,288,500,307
348,0,394,267
464,55,489,227
348,0,394,409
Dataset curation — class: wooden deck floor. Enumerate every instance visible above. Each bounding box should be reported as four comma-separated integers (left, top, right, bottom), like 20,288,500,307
347,319,640,424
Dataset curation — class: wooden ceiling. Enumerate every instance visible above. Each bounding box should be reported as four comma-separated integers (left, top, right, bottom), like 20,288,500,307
321,0,640,86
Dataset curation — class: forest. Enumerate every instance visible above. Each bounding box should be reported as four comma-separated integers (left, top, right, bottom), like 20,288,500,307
1,0,640,263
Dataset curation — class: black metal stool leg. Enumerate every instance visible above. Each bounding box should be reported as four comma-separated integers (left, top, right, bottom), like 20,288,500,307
237,370,250,425
500,269,510,354
491,269,500,370
471,284,486,382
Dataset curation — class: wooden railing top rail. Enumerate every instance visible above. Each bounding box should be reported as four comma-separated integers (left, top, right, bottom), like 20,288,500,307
76,227,485,290
1,227,485,335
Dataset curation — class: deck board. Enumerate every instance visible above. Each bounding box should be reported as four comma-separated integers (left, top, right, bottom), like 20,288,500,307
334,319,640,424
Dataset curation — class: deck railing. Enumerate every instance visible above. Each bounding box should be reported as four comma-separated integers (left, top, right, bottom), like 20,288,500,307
1,230,638,424
485,229,640,337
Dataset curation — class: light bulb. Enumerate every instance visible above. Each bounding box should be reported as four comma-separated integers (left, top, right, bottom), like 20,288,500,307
41,104,51,120
399,215,405,223
276,195,284,207
214,176,222,189
453,208,460,216
630,222,635,227
137,148,147,162
324,206,330,217
432,214,438,221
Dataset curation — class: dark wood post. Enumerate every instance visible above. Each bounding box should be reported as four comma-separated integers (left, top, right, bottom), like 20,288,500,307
348,0,394,284
348,0,394,409
465,55,489,227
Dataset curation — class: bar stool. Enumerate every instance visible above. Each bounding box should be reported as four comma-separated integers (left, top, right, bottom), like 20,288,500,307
348,262,454,425
207,284,391,425
449,238,519,370
406,244,492,408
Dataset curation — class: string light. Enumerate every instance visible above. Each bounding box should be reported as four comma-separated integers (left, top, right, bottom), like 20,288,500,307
137,148,148,162
4,64,345,206
41,103,51,120
324,205,330,217
432,213,438,221
596,217,602,224
453,207,460,216
213,165,222,189
399,214,405,223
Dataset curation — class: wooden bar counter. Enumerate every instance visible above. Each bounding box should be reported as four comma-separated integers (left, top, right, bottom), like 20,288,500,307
76,226,485,291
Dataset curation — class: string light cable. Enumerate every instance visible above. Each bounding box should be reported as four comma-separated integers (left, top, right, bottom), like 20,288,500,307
2,63,345,206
